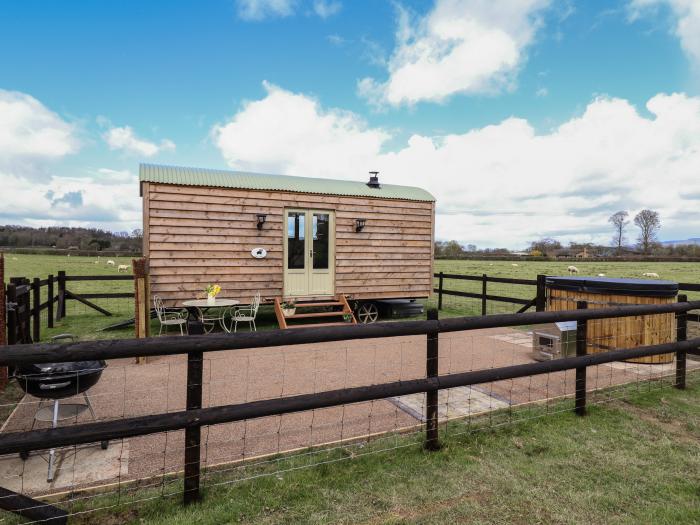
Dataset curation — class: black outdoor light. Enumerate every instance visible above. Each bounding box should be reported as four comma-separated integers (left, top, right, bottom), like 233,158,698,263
256,214,267,230
355,218,366,232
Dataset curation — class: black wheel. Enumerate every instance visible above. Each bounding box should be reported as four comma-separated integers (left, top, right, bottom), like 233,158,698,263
19,450,29,461
101,440,109,450
356,302,379,324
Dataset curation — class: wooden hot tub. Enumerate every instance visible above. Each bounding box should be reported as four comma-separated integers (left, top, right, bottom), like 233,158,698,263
545,276,678,364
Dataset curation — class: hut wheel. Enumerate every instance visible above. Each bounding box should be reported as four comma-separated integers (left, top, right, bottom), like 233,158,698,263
357,302,379,323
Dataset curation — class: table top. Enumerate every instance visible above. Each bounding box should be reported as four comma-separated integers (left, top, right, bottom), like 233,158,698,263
182,298,240,307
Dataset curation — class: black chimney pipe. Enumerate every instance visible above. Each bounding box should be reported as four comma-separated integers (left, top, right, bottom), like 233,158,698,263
367,171,381,188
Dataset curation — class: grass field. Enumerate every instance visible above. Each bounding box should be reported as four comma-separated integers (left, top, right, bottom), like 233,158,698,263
30,374,698,525
431,258,700,318
3,253,700,341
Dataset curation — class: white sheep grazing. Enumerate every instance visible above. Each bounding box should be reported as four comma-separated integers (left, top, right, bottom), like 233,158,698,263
511,263,519,267
567,265,579,275
597,273,606,277
106,260,115,266
117,264,129,273
642,272,660,278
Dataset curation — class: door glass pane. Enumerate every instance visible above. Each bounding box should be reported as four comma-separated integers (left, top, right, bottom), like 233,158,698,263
287,212,305,269
313,213,329,269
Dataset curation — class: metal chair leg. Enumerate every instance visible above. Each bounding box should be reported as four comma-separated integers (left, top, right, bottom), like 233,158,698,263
47,399,59,482
83,391,97,420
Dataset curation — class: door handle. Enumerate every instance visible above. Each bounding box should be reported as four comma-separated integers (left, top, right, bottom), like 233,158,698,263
309,249,314,258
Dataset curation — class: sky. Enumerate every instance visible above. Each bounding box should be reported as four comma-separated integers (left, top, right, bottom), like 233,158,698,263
1,0,699,248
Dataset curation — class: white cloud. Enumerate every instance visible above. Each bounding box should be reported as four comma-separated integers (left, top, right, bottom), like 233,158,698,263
0,89,79,169
212,81,389,175
236,0,296,20
536,87,549,97
313,0,341,18
103,126,175,157
212,84,700,248
0,169,141,229
629,0,700,66
0,89,139,230
358,0,552,107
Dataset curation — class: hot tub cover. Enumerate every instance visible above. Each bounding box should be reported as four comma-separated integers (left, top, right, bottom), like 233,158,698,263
545,276,678,297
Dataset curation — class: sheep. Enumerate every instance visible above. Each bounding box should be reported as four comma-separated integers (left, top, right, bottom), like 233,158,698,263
642,272,660,278
511,263,519,267
567,265,579,275
117,264,129,273
106,260,116,266
597,273,606,277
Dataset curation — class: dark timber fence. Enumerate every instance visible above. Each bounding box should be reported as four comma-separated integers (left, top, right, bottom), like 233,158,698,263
434,272,541,314
435,273,700,319
3,272,134,344
0,300,699,521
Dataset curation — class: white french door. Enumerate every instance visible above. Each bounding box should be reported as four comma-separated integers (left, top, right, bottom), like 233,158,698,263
283,209,335,297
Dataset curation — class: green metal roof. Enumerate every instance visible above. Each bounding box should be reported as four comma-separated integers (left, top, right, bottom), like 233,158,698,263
139,164,435,202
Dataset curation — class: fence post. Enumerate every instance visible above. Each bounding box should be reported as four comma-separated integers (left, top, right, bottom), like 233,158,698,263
481,274,487,316
675,294,687,390
535,274,546,312
184,350,203,505
31,278,40,343
6,283,17,346
56,271,66,321
424,308,441,451
575,300,587,416
132,258,150,364
437,272,444,310
47,274,54,329
0,254,6,389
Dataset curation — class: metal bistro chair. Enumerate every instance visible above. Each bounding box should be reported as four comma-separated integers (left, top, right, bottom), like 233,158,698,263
228,292,261,332
154,295,188,336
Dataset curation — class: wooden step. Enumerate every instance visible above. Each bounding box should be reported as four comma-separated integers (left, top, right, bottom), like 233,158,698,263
294,301,344,308
285,311,347,319
286,322,351,329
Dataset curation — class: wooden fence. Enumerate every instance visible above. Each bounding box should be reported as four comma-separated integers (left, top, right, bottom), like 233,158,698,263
435,272,700,321
434,272,544,314
0,300,698,523
3,272,134,344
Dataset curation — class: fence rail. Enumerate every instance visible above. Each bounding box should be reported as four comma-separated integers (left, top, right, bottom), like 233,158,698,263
434,272,541,314
3,272,134,344
0,299,698,520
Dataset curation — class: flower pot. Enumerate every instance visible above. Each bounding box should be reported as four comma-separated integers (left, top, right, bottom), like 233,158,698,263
282,308,296,317
207,294,216,306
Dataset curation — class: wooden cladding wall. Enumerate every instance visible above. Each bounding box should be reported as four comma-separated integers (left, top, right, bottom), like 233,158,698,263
144,183,434,304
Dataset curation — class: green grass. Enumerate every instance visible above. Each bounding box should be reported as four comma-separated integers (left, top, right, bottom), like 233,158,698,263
431,259,700,318
3,254,700,340
47,375,700,524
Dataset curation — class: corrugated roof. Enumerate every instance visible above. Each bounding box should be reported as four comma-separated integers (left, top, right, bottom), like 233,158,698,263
139,164,435,202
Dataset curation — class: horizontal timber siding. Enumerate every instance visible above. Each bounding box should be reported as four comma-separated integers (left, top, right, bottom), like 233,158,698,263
145,183,434,304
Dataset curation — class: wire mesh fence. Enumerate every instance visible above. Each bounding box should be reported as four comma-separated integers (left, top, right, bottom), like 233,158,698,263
0,300,698,524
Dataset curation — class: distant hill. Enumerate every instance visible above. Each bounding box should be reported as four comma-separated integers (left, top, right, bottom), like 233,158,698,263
661,238,700,247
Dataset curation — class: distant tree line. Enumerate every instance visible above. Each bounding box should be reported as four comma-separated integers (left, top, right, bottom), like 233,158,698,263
0,225,142,252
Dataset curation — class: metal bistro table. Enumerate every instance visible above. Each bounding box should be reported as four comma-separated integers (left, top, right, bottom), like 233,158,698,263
182,298,240,333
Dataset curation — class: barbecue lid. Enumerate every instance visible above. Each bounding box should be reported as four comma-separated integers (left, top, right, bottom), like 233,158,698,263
16,361,106,377
545,276,678,297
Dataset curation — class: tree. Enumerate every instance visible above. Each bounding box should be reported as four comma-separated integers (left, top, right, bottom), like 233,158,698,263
608,211,629,254
634,209,661,254
529,238,561,256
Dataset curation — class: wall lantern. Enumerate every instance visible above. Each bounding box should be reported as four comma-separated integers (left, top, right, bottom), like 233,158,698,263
355,218,366,232
256,214,267,230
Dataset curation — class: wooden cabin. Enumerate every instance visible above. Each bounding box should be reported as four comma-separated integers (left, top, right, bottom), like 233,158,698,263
140,164,435,322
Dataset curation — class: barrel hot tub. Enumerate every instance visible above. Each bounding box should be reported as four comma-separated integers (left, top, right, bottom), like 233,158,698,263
545,276,678,364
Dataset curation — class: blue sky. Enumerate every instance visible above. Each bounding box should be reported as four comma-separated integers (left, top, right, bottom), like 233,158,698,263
1,0,699,247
